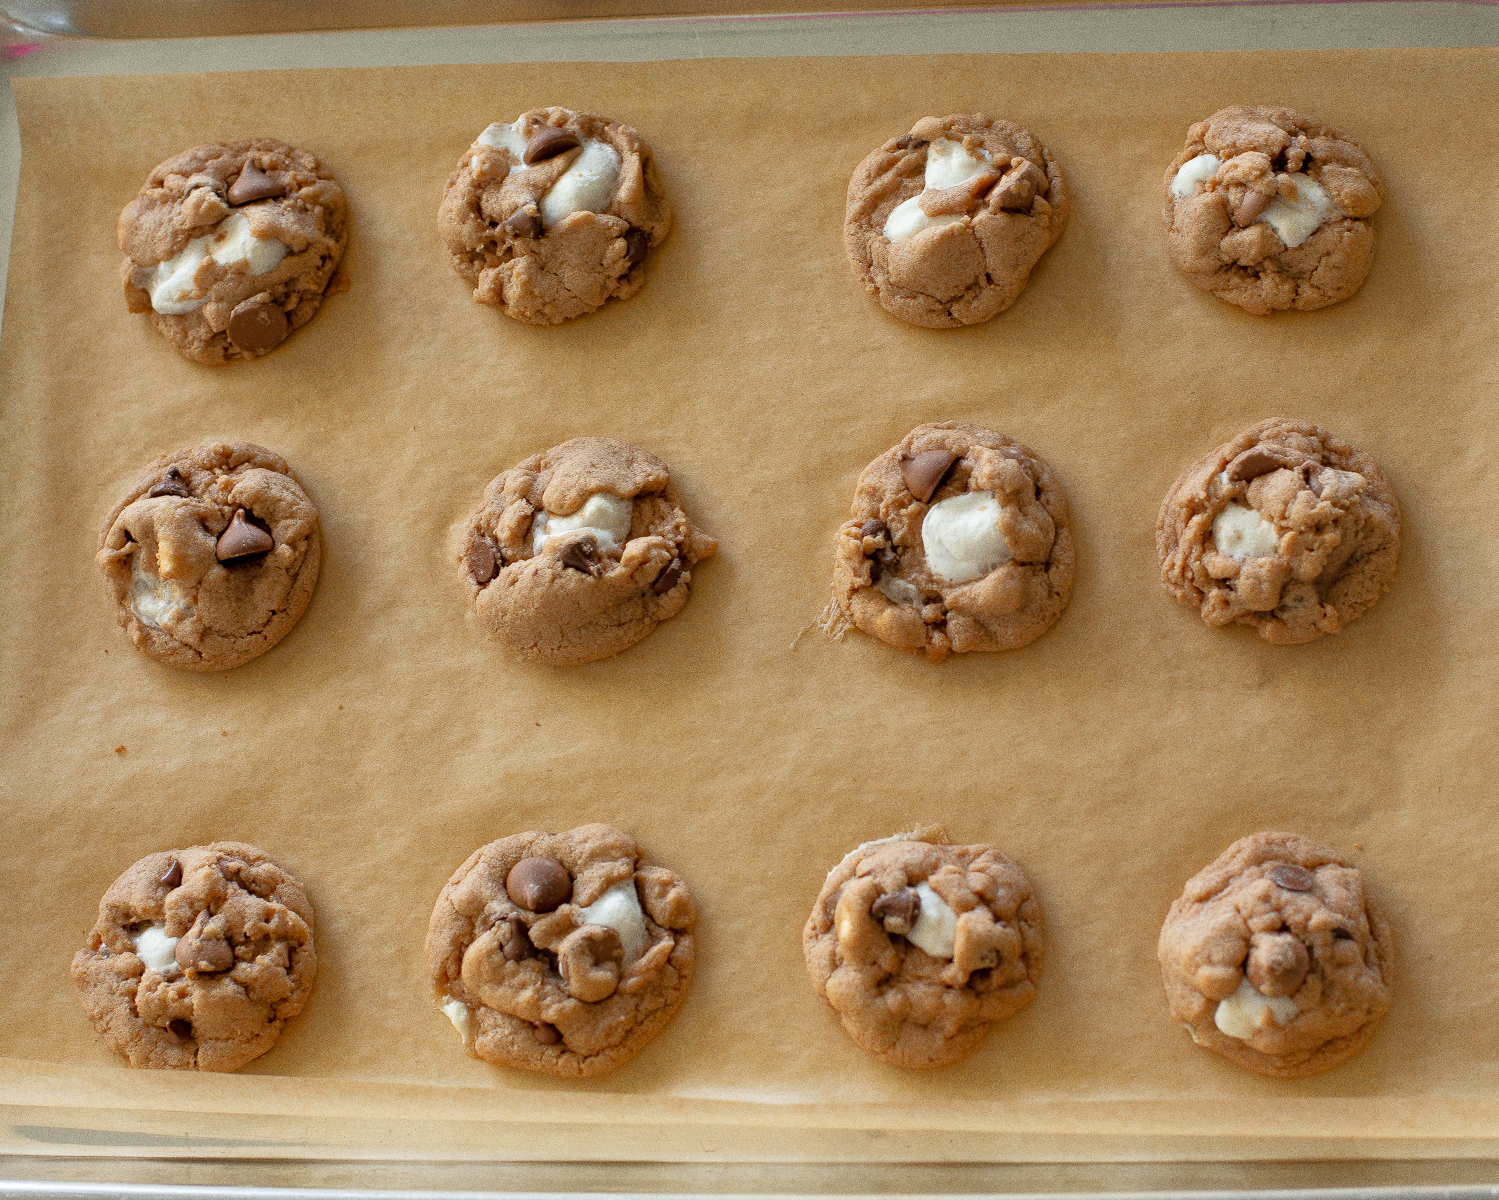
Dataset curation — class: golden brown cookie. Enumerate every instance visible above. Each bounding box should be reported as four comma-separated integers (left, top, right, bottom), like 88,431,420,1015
438,107,671,324
1162,106,1384,314
1157,832,1394,1078
844,114,1069,328
1157,417,1399,644
72,842,316,1072
426,824,696,1077
803,829,1043,1068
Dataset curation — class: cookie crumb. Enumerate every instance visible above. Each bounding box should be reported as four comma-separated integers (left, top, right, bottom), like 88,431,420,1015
114,745,126,755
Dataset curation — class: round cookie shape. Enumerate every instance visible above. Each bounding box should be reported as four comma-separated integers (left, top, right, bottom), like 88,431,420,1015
828,421,1073,663
1157,831,1394,1078
71,842,316,1072
1156,417,1399,644
458,436,716,665
438,107,672,325
1162,106,1385,314
119,139,348,363
803,829,1043,1068
426,823,696,1077
844,114,1070,329
97,442,321,671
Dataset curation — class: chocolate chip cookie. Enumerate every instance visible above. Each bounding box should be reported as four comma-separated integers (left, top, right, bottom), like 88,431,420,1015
844,114,1069,328
1162,106,1384,314
1158,832,1394,1078
803,829,1043,1068
458,437,716,665
72,842,316,1072
119,139,347,363
426,823,696,1077
97,442,321,671
438,108,671,324
826,421,1073,662
1157,418,1399,644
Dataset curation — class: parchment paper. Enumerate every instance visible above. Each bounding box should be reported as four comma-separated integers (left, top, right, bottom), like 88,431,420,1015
2,49,1498,1162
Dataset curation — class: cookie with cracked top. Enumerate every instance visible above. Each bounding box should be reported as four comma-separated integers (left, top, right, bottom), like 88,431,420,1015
1157,831,1394,1077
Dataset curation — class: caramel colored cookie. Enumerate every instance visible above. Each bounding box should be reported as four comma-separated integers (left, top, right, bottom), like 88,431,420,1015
458,437,715,665
72,842,316,1072
827,421,1073,662
803,829,1042,1068
426,823,696,1077
439,108,671,324
97,442,321,671
119,139,347,363
844,114,1069,328
1158,832,1394,1078
1157,417,1399,644
1162,106,1384,314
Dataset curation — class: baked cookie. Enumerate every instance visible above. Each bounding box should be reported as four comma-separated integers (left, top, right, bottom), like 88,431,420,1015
844,114,1069,328
1162,106,1384,314
438,108,671,324
97,442,321,671
803,828,1042,1068
119,139,347,363
426,824,696,1077
1157,417,1399,644
458,437,716,665
826,421,1073,663
1158,832,1394,1078
72,842,316,1072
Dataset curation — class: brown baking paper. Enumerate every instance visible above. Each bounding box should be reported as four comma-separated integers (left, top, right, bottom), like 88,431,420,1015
3,50,1498,1163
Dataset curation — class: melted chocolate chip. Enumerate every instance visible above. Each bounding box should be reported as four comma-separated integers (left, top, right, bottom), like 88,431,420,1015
893,135,927,151
652,557,683,595
1226,447,1293,482
1233,189,1273,227
523,128,581,164
159,860,183,888
559,541,599,577
1266,863,1316,892
227,299,289,355
216,509,274,563
165,1018,193,1045
467,538,498,585
504,207,542,240
624,228,650,268
148,468,191,499
506,856,572,913
227,161,288,207
858,519,888,541
871,886,921,935
501,914,533,962
534,1022,562,1045
899,450,958,503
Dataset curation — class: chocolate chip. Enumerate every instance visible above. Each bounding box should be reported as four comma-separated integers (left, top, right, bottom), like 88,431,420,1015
534,1022,562,1045
560,540,599,577
506,856,572,913
159,860,182,888
871,886,921,935
858,519,888,541
823,885,843,922
1266,863,1315,892
176,918,234,974
899,449,958,503
523,127,581,164
467,538,497,585
1233,189,1272,227
875,548,898,572
165,1018,193,1045
624,228,650,267
501,914,532,962
227,299,289,355
995,158,1048,212
1226,447,1293,482
216,508,274,563
148,468,191,499
652,557,683,596
504,206,542,240
227,161,288,206
1303,463,1324,496
1245,930,1309,997
893,135,926,151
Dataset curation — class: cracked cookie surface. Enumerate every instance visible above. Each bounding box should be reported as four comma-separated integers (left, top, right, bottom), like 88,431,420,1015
803,829,1042,1068
1157,417,1399,644
458,437,716,665
1162,106,1384,314
120,139,347,363
72,842,316,1072
828,421,1072,662
426,823,696,1077
438,107,671,324
1158,831,1394,1077
844,114,1069,328
97,441,321,671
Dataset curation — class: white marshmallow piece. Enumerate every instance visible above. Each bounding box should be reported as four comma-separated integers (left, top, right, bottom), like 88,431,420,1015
882,137,993,244
1170,153,1224,200
1212,502,1280,560
1214,976,1298,1039
907,882,957,959
441,997,476,1049
129,553,195,629
532,492,633,556
146,210,289,315
876,574,921,607
921,491,1011,584
540,140,622,229
1257,173,1339,249
476,120,529,162
578,879,647,966
133,924,181,977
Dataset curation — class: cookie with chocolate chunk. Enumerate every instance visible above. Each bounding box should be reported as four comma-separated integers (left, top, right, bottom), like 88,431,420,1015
458,437,716,665
844,114,1069,328
1157,417,1399,643
803,829,1043,1068
1158,831,1394,1077
72,842,316,1072
439,107,671,324
826,421,1073,662
426,823,696,1077
119,139,347,363
96,442,321,671
1163,106,1384,313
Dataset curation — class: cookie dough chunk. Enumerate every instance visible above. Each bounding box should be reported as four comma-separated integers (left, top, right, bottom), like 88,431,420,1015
844,114,1069,328
828,421,1073,662
426,824,696,1077
72,842,316,1072
97,442,321,671
1157,417,1399,644
119,139,347,363
458,437,716,665
439,108,671,324
803,829,1042,1068
1163,106,1384,314
1158,832,1394,1077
